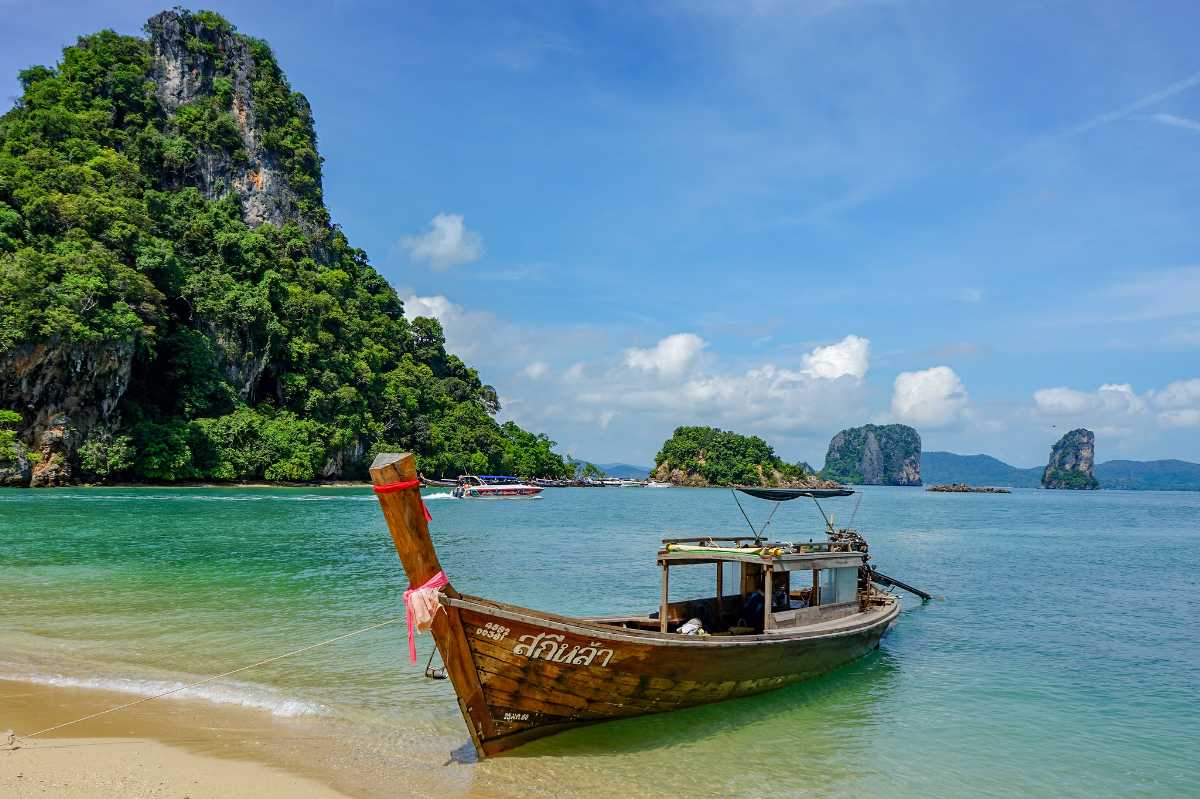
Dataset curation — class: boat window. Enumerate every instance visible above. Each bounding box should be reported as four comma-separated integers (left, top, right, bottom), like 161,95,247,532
819,569,834,605
832,566,858,604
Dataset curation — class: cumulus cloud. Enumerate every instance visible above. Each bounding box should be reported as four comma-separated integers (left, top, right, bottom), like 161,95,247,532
1034,383,1147,416
523,361,550,379
891,366,968,427
624,333,707,378
402,293,496,359
1030,379,1200,431
399,213,484,269
403,293,460,322
570,333,874,438
800,335,870,381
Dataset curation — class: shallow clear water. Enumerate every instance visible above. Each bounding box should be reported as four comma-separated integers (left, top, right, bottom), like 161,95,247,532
2,485,1198,797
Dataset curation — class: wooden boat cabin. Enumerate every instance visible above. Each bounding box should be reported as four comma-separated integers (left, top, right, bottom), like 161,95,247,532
371,454,902,758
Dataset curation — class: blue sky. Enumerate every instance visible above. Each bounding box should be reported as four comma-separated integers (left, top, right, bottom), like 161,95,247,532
5,1,1200,467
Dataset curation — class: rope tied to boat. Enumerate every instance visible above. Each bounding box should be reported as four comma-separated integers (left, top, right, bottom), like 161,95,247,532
403,571,448,663
373,478,433,521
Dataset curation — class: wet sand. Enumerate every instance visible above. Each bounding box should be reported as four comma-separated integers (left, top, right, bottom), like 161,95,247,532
0,680,363,798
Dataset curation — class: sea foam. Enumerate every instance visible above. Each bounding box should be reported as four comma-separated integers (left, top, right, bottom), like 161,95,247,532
3,670,326,718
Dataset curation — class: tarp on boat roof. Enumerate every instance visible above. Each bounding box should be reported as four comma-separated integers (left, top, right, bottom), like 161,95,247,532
736,487,854,501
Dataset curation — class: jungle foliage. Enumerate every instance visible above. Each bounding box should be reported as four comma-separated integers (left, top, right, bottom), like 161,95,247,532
653,425,814,486
0,11,571,482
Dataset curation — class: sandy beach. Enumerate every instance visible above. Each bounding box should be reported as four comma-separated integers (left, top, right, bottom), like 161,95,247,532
0,680,358,798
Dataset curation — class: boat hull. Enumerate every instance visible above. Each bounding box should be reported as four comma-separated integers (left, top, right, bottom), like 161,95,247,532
443,595,900,756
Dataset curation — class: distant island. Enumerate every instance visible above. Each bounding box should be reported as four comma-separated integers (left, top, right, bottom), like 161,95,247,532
651,426,834,487
923,449,1200,491
820,424,921,486
927,483,1011,494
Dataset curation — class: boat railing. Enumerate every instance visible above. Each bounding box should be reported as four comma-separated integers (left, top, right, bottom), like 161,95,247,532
659,536,863,553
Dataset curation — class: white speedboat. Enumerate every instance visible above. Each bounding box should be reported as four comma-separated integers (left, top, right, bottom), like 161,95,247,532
644,481,672,488
452,475,544,499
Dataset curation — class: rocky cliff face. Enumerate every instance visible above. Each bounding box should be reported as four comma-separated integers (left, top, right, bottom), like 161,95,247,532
0,340,135,486
821,424,922,486
146,10,316,229
1042,428,1099,489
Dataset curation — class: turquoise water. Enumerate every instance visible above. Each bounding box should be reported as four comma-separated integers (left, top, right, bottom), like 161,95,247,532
2,485,1198,797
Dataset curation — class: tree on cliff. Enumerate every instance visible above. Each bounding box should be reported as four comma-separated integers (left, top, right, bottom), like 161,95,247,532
0,10,570,484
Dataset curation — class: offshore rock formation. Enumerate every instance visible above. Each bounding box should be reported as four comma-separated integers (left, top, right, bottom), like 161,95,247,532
1042,429,1099,490
821,424,922,486
0,9,558,487
927,483,1011,494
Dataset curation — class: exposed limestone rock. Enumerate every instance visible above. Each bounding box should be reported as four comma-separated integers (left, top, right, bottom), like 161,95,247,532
0,340,135,487
0,443,32,487
146,10,313,229
1042,428,1099,490
821,424,922,486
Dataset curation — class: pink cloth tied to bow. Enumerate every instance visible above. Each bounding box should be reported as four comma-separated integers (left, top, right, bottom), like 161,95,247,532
403,571,448,663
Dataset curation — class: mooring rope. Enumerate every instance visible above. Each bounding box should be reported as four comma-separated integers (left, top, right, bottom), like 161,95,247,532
3,615,405,750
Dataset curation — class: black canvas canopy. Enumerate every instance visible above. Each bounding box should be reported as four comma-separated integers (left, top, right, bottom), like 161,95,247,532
736,487,854,501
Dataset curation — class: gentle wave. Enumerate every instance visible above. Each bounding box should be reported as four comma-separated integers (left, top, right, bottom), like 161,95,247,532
3,670,326,718
422,492,458,500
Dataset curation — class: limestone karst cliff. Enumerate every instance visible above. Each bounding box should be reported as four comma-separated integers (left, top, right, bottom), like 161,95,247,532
1041,429,1099,490
820,424,922,486
0,9,567,486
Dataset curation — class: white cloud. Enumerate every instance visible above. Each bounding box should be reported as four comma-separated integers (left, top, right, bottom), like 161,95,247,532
891,366,968,428
1151,378,1200,409
564,362,586,381
399,213,484,269
1098,266,1200,321
958,287,984,303
1031,379,1200,431
402,293,496,359
523,361,550,379
573,333,874,438
1158,409,1200,428
403,293,459,322
1032,386,1093,415
624,333,707,379
1034,383,1147,416
800,334,870,381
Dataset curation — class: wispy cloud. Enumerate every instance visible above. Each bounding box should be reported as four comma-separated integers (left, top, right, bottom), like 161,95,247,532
999,70,1200,165
1060,71,1200,139
1148,112,1200,134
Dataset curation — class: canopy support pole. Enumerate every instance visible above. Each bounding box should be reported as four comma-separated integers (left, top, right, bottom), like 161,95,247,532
660,564,670,633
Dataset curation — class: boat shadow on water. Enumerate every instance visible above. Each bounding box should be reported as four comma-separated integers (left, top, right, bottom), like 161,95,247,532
455,648,903,761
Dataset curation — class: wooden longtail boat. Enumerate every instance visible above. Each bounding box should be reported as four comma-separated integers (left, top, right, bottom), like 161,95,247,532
371,453,901,757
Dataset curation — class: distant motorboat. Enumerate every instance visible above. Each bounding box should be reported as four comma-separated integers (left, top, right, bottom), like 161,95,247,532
421,476,459,488
644,481,672,488
452,475,543,499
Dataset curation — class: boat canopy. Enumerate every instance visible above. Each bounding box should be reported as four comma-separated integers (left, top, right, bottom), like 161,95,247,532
736,487,854,501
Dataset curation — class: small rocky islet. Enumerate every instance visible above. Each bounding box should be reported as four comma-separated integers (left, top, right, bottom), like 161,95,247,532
927,483,1011,494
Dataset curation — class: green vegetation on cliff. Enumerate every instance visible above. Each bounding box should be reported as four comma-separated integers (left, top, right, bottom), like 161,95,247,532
821,424,921,486
0,10,570,483
652,426,817,486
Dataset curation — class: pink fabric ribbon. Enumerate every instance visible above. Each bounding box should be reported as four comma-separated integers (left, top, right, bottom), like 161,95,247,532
403,571,448,663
